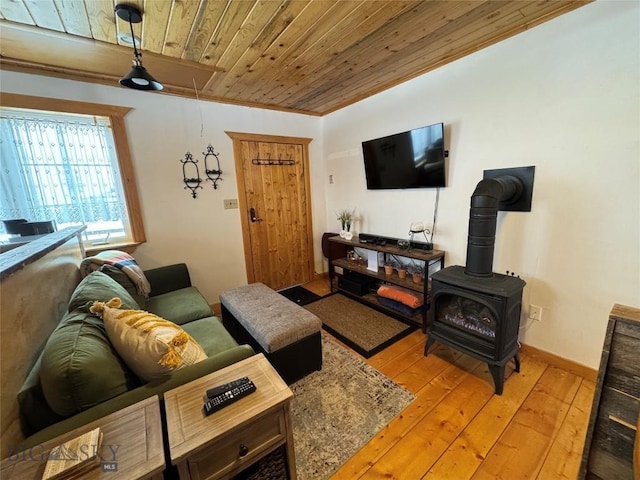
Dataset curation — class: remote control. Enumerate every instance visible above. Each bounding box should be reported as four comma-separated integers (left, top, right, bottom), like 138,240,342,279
203,380,257,416
206,377,250,399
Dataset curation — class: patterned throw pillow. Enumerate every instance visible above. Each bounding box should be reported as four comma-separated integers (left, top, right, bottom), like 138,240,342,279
90,297,207,382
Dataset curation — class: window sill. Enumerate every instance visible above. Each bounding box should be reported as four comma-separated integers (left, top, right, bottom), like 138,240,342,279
85,242,142,257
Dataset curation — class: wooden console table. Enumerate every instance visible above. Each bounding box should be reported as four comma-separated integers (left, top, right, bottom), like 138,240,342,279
164,354,296,480
327,235,445,331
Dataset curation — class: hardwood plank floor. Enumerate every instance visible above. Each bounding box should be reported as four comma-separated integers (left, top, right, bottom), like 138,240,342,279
303,278,595,480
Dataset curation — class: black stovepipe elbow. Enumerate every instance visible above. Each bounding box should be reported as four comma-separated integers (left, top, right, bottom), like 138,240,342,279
465,175,522,277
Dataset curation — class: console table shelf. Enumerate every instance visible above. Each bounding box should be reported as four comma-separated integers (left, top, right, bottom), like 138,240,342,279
344,290,425,326
327,235,445,331
332,258,429,293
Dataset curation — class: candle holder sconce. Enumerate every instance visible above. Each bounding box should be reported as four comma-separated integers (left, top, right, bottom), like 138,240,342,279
181,152,202,199
203,145,223,189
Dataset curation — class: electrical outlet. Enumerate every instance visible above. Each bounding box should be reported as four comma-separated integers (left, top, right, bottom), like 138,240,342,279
529,304,542,322
223,199,238,209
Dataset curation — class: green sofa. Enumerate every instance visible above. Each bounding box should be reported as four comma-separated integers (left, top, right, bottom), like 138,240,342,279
17,263,254,449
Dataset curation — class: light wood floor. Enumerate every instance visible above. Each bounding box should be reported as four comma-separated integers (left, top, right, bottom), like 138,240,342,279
303,278,595,480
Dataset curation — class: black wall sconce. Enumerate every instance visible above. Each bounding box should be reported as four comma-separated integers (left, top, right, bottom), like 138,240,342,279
203,145,223,189
180,145,223,198
181,152,202,199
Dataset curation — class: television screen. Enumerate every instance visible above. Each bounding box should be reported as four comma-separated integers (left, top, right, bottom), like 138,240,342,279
362,123,446,189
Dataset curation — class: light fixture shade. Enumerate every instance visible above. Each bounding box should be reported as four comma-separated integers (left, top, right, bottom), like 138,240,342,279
119,63,163,91
115,3,163,91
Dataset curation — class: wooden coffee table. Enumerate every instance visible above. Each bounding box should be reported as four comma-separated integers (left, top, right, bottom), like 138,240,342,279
164,353,296,480
0,396,165,479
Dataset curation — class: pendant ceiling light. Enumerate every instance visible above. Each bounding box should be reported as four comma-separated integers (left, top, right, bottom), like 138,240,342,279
115,4,163,91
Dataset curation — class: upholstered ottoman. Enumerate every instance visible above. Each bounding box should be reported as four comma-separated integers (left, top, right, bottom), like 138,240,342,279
220,283,322,383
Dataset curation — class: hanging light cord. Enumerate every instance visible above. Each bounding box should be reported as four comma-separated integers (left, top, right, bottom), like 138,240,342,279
193,78,203,138
128,14,141,64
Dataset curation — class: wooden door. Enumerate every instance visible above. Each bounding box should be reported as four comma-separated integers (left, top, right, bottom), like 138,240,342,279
226,132,314,291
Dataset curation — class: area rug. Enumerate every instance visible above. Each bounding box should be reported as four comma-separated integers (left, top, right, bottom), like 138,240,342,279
303,294,416,357
290,335,415,480
278,285,322,306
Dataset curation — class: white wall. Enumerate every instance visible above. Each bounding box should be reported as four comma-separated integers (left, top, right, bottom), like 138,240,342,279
322,0,640,368
0,71,326,302
1,0,638,368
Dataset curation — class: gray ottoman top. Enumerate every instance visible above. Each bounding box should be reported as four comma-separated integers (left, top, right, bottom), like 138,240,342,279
220,282,322,353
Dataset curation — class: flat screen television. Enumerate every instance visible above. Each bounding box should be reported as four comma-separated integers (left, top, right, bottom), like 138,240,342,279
362,122,446,189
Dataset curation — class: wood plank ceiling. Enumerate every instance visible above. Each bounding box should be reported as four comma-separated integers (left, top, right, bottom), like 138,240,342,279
0,0,591,116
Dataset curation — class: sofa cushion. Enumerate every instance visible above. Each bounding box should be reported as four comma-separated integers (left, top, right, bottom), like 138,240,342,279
18,353,67,437
144,286,212,325
90,298,207,382
21,344,255,451
39,309,141,417
99,265,147,309
68,271,140,313
181,316,240,357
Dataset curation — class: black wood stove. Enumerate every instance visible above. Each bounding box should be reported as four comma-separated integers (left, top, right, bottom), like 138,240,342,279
425,167,534,395
426,266,524,394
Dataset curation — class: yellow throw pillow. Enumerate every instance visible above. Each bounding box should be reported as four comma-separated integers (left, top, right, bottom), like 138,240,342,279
90,297,207,382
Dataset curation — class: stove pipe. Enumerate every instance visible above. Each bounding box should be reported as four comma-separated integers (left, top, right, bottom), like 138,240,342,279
465,175,523,277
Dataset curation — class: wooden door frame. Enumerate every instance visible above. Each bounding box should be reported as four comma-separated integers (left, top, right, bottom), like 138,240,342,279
225,131,315,285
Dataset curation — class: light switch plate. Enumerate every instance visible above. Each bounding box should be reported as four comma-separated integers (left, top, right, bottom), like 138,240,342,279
223,199,238,209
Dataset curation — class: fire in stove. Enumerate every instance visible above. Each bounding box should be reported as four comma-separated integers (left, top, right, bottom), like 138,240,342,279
440,297,497,339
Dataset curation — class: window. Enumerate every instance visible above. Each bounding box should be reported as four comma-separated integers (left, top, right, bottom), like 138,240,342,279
1,110,128,242
0,94,145,248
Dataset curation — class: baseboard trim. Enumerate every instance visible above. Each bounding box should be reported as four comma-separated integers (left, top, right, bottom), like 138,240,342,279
520,343,597,382
313,271,328,281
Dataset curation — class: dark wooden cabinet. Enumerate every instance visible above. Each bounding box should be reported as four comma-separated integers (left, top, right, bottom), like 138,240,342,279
321,232,348,267
580,304,640,479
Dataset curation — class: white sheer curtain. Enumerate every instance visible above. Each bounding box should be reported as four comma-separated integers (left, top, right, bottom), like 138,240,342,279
0,110,129,241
